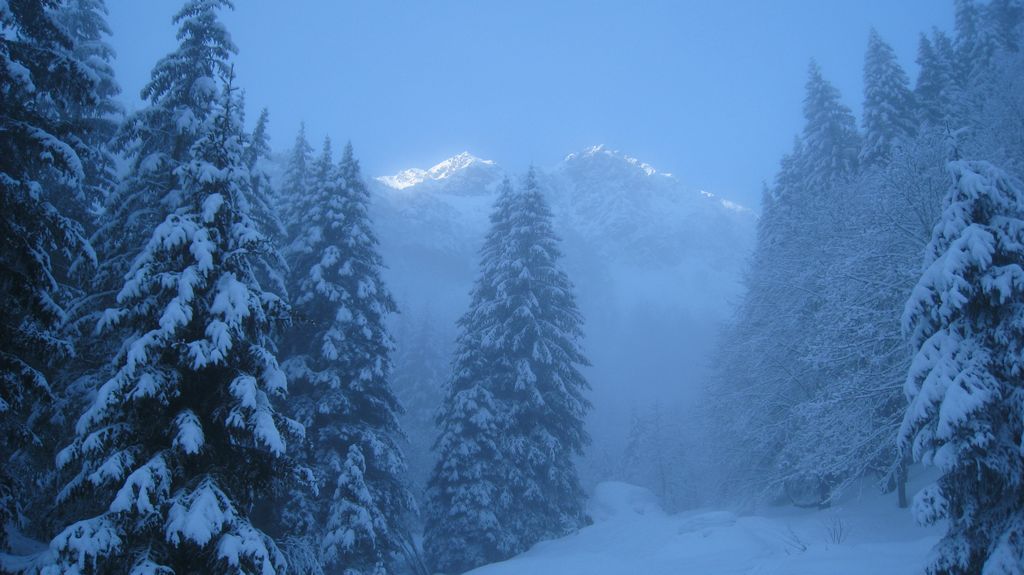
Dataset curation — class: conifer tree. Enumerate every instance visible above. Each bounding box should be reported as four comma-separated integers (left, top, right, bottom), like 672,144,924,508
21,0,126,546
244,108,284,243
424,171,591,573
54,9,245,559
53,0,122,348
244,109,271,170
93,0,237,294
240,107,287,299
274,136,334,563
953,0,998,83
280,123,313,223
916,31,959,128
282,140,411,574
768,34,931,506
422,182,516,573
861,29,917,167
705,146,819,502
705,64,862,505
0,0,111,551
900,160,1024,575
490,169,590,548
801,60,862,189
54,0,122,219
47,73,299,574
990,0,1024,52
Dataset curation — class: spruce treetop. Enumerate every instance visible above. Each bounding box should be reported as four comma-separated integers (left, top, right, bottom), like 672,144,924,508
861,29,916,166
801,60,861,189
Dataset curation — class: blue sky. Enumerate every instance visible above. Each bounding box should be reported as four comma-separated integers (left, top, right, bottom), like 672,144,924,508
107,1,952,208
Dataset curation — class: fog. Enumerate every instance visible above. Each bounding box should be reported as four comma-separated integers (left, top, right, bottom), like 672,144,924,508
3,1,1022,574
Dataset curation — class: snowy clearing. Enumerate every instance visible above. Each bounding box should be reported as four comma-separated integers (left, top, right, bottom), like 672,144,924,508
468,480,942,575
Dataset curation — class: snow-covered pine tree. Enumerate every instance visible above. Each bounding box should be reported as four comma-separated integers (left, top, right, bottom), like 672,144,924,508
53,0,122,355
244,108,269,172
11,0,125,548
915,31,958,128
243,108,284,243
240,107,287,301
46,4,239,554
802,60,862,189
989,0,1024,53
282,140,411,575
53,0,121,221
702,0,1024,520
900,160,1024,575
704,62,862,506
274,135,334,566
861,29,917,167
953,0,999,85
46,74,300,574
972,1,1024,177
769,64,861,502
764,32,942,508
704,148,816,503
497,171,590,543
422,179,518,574
424,171,591,574
93,0,236,297
279,122,313,224
0,0,110,552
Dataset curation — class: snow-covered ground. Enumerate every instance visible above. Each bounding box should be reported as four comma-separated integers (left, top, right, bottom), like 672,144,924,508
467,479,942,575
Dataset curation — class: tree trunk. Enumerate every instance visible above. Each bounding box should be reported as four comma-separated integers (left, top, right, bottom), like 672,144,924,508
897,455,909,509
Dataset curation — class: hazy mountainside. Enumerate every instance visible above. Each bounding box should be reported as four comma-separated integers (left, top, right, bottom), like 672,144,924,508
370,152,502,314
369,146,756,490
553,146,751,267
372,146,754,320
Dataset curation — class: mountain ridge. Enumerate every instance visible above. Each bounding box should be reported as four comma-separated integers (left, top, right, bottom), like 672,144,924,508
375,146,755,218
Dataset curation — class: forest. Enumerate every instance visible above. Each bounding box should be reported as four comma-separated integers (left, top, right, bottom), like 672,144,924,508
2,0,1024,574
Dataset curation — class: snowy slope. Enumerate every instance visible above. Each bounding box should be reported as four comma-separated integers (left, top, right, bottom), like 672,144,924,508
467,478,942,575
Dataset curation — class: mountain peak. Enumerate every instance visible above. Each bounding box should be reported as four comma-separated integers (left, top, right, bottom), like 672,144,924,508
563,145,663,177
427,152,495,180
377,152,497,190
